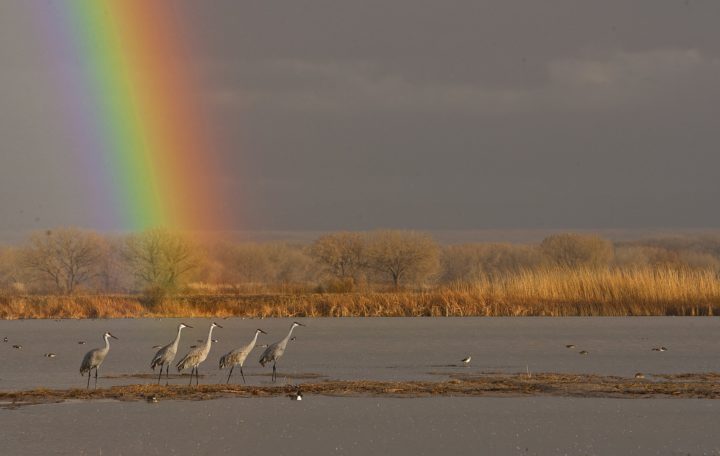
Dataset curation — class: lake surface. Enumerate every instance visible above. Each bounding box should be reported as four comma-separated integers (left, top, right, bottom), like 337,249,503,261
2,317,720,455
3,396,720,455
1,317,719,390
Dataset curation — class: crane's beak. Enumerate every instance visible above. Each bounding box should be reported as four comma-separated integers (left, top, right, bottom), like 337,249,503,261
184,324,193,329
109,333,119,340
259,329,268,334
294,322,306,327
215,323,224,329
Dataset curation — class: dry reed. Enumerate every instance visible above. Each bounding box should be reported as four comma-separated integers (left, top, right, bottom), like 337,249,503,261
1,267,719,319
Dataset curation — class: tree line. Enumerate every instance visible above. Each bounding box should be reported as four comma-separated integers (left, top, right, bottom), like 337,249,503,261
1,228,719,295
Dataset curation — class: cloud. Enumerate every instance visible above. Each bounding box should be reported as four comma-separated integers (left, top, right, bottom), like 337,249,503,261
208,49,720,115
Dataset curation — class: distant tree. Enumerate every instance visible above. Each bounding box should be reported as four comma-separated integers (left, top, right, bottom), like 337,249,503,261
440,243,545,283
540,233,614,268
123,228,200,291
366,230,440,288
92,236,131,292
20,228,102,294
211,242,274,283
0,246,22,291
311,232,367,281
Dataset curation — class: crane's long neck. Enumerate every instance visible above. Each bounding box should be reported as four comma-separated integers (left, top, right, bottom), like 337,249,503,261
171,326,184,350
282,325,297,345
102,335,111,353
248,331,261,349
203,326,215,354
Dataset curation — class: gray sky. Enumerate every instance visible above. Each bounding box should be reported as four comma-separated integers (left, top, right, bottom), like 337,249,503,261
1,0,719,233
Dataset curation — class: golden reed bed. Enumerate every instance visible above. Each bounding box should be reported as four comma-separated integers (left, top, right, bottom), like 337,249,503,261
1,268,720,319
2,373,720,408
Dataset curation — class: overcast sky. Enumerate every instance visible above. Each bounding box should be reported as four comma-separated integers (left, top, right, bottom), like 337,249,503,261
1,1,719,233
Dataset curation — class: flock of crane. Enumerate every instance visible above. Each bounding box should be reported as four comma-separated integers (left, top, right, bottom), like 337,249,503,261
79,321,305,388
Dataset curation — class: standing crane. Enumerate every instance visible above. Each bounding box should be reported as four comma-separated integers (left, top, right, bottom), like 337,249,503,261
79,331,118,389
150,323,192,384
219,328,267,384
176,322,222,386
259,321,305,382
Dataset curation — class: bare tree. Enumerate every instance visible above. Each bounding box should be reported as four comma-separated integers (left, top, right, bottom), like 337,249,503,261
440,243,545,283
311,232,367,281
210,241,273,283
366,230,440,288
21,228,102,294
0,246,22,291
123,229,200,291
540,233,614,268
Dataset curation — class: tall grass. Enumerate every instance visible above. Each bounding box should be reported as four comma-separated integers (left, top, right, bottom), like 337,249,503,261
1,267,718,319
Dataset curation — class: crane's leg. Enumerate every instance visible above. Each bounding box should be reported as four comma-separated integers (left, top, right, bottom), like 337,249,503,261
86,370,91,389
166,364,170,382
188,367,194,386
158,364,163,384
196,366,200,386
240,365,246,384
272,361,276,382
94,367,98,389
226,365,234,384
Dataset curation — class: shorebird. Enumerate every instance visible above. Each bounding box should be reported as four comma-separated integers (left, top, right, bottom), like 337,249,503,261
44,353,57,358
176,322,222,386
150,323,192,384
79,332,118,389
12,344,21,349
635,373,645,379
219,328,267,384
259,322,305,382
461,356,472,366
651,346,668,352
579,350,589,355
565,344,575,349
289,388,303,401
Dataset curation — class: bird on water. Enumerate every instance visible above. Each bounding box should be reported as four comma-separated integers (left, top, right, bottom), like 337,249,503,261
176,322,222,386
289,388,303,401
79,331,118,389
461,356,471,366
219,328,267,384
150,323,192,384
259,321,305,382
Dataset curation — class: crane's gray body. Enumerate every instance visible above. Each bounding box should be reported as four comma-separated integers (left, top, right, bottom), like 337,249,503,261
220,330,262,369
151,324,187,370
259,322,304,381
79,332,117,388
80,342,109,375
177,325,217,371
151,323,190,384
176,322,221,385
219,329,266,383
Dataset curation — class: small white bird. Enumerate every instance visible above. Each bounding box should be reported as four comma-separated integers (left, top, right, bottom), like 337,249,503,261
461,356,471,366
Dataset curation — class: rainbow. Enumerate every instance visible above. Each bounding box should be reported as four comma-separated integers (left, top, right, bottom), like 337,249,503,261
32,1,224,231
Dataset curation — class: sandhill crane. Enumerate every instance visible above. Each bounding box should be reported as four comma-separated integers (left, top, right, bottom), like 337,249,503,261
259,321,305,382
176,322,222,386
150,323,192,384
79,331,118,389
219,328,267,384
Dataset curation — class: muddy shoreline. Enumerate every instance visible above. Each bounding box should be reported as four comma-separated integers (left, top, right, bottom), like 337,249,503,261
3,372,719,408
